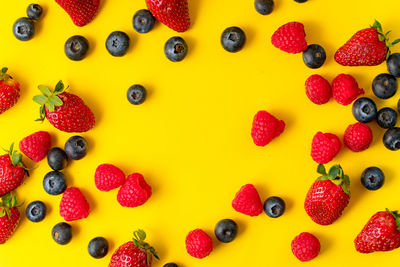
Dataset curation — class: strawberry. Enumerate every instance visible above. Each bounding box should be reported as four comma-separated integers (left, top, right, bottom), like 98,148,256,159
117,173,152,208
0,144,27,197
311,132,341,164
19,131,51,162
305,74,332,105
291,232,320,262
271,22,307,54
146,0,190,33
332,74,364,105
335,20,400,66
59,187,90,221
95,163,125,192
304,164,350,225
109,229,159,267
232,184,263,216
0,68,20,115
0,193,20,244
355,209,400,253
251,110,285,146
185,229,213,259
55,0,100,27
33,80,95,133
344,122,373,152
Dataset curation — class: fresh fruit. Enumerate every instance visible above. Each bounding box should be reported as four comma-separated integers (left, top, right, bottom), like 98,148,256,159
127,85,147,105
64,35,89,61
0,144,26,197
263,196,285,218
372,73,397,99
335,20,400,66
305,74,331,105
43,171,67,195
164,264,178,267
27,4,43,20
145,0,190,32
221,27,246,53
271,21,307,54
0,193,20,244
251,110,285,146
47,147,68,171
117,173,152,208
33,80,95,132
343,122,373,152
106,31,130,57
232,184,263,216
304,164,350,225
291,232,320,261
302,44,326,69
94,163,125,192
387,53,400,77
133,9,156,34
355,210,400,253
59,187,90,221
310,132,341,164
361,167,384,191
52,222,72,245
13,17,35,41
0,68,20,115
109,230,159,266
19,131,51,162
352,97,377,123
55,0,100,27
25,201,46,222
254,0,274,15
214,219,238,243
64,136,87,160
383,127,400,151
88,237,109,259
164,36,188,62
377,107,397,129
332,74,364,105
185,229,213,259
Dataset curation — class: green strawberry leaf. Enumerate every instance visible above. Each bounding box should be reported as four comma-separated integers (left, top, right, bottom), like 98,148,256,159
392,39,400,45
38,85,51,97
372,20,383,33
0,208,5,217
48,95,63,107
11,153,22,166
33,95,47,106
341,184,350,195
343,175,350,186
328,165,340,179
1,67,8,75
54,80,64,93
317,175,330,181
317,164,326,175
44,102,55,112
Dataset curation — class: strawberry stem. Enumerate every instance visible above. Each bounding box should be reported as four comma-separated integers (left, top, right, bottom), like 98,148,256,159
371,20,400,58
132,229,159,264
0,193,19,219
33,80,65,121
387,209,400,232
317,164,350,195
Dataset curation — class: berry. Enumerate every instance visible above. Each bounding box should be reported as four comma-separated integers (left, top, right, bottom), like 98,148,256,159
55,0,100,27
127,85,147,105
352,97,377,123
361,167,384,191
117,173,152,208
145,0,190,32
64,35,89,61
221,27,246,53
27,4,43,20
0,68,20,115
310,132,341,164
64,136,87,160
94,163,125,192
47,147,68,171
387,53,400,77
26,201,46,222
106,31,130,57
0,144,26,197
19,131,51,162
52,222,72,245
164,36,188,62
291,232,320,261
88,237,109,259
43,171,67,195
372,73,397,99
251,110,285,146
185,229,213,259
133,9,156,34
302,44,326,69
343,122,373,152
0,193,20,244
332,74,364,105
383,127,400,151
254,0,274,15
263,196,285,218
214,219,238,243
13,17,35,41
305,74,331,105
271,21,307,54
164,264,178,267
232,184,263,216
377,107,397,129
59,187,90,221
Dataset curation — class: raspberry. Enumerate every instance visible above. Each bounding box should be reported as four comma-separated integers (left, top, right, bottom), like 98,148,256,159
19,131,51,162
185,229,213,259
117,173,152,208
271,21,307,54
332,74,364,105
251,110,285,146
291,232,320,262
305,75,332,105
344,122,373,152
95,164,125,191
311,132,341,164
232,184,263,216
59,187,90,221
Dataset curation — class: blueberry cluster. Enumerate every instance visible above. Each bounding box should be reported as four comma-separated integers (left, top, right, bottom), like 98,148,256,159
13,4,43,41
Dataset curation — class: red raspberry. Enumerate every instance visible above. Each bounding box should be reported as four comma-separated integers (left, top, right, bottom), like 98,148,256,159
59,187,90,221
232,184,263,216
117,173,152,208
251,110,285,146
95,164,125,192
19,131,51,162
311,132,341,164
185,229,213,259
305,75,332,105
332,74,364,105
291,232,320,262
344,122,373,152
271,21,307,54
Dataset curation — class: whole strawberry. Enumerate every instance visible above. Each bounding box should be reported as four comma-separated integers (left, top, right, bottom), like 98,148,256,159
0,193,20,244
232,184,263,216
185,229,213,259
33,81,95,133
109,229,159,267
311,132,341,164
95,163,125,192
344,122,373,152
305,74,331,105
117,173,152,208
146,0,190,32
19,131,51,162
251,110,285,146
332,74,364,105
335,21,400,66
59,187,90,221
355,209,400,253
0,144,27,197
291,232,320,262
304,164,350,225
271,22,307,54
56,0,100,27
0,68,20,115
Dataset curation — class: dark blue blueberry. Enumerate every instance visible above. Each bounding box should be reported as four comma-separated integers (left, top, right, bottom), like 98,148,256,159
26,201,46,222
133,9,155,34
263,196,285,218
43,171,67,195
88,237,109,259
47,147,68,171
372,73,397,99
221,27,246,53
302,44,326,69
127,85,146,105
377,107,397,129
106,31,130,57
387,53,400,78
13,17,35,41
64,35,89,61
65,136,87,160
254,0,274,15
383,127,400,151
27,4,43,20
164,37,188,62
52,222,72,245
214,219,238,243
163,264,178,267
352,97,377,123
361,167,384,190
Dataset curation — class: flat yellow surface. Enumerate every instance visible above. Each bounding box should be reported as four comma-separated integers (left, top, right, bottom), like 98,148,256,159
1,0,400,266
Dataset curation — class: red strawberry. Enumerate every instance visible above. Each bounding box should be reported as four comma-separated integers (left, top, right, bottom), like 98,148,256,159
185,229,213,259
332,74,364,105
19,131,51,162
0,193,20,244
0,68,20,115
311,132,341,164
232,184,263,216
355,210,400,253
33,81,95,133
95,163,125,192
109,229,159,267
271,22,307,54
59,187,90,221
117,173,152,208
146,0,190,33
291,232,320,262
305,74,332,105
335,21,400,66
0,144,27,197
55,0,100,27
251,110,285,146
304,164,350,225
344,122,373,152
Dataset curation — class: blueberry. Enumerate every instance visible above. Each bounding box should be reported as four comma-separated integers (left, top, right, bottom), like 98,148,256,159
263,196,285,218
27,4,43,20
302,44,326,69
387,53,400,78
26,201,46,222
383,127,400,151
164,37,188,62
361,167,384,190
164,264,178,267
352,97,377,123
133,9,155,34
13,17,35,41
52,222,72,245
43,171,67,195
127,85,146,105
254,0,274,15
214,219,238,243
47,147,68,171
106,31,130,57
65,136,87,160
377,107,397,129
88,237,109,259
221,27,246,53
372,73,397,99
64,35,89,61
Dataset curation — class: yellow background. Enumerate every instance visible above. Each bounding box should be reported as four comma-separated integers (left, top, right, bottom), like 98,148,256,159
1,0,400,266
